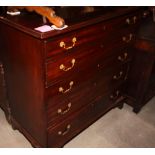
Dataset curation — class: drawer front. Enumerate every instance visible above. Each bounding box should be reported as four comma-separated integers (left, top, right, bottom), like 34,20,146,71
47,87,124,148
45,9,145,59
47,63,129,127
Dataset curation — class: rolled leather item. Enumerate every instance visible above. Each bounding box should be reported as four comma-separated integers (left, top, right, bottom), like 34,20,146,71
7,6,65,28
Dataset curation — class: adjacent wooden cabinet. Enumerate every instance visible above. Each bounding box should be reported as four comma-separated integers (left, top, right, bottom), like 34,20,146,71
126,16,155,113
0,7,150,147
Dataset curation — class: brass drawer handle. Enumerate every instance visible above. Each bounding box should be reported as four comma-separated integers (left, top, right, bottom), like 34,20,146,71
133,16,137,23
57,103,72,115
143,11,150,18
58,124,71,136
113,71,123,80
60,37,77,50
122,33,133,43
110,90,120,100
118,52,128,62
126,16,137,25
126,18,130,24
59,59,76,71
59,81,74,94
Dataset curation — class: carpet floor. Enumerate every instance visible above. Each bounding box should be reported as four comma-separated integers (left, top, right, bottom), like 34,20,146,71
0,97,155,148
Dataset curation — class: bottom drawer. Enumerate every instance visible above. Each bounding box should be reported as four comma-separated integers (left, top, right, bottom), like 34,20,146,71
47,88,124,147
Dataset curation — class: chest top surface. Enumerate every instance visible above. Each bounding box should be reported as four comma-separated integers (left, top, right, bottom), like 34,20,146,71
0,7,144,39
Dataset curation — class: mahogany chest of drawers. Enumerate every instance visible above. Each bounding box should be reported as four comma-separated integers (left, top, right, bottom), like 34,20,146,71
0,7,149,147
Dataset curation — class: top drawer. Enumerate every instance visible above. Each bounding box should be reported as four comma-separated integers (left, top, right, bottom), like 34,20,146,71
45,9,146,59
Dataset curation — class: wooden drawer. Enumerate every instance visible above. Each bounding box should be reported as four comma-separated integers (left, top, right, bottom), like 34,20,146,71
45,9,144,59
45,27,135,62
45,29,134,87
47,87,123,147
46,63,129,127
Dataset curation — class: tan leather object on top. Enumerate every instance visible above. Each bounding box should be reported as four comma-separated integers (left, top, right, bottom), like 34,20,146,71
8,6,65,28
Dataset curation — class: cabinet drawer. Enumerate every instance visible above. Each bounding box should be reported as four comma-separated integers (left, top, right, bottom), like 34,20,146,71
45,23,106,58
47,87,124,147
46,63,129,127
45,9,144,59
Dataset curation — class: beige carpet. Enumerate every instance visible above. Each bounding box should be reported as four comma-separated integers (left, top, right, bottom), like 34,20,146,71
0,97,155,148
